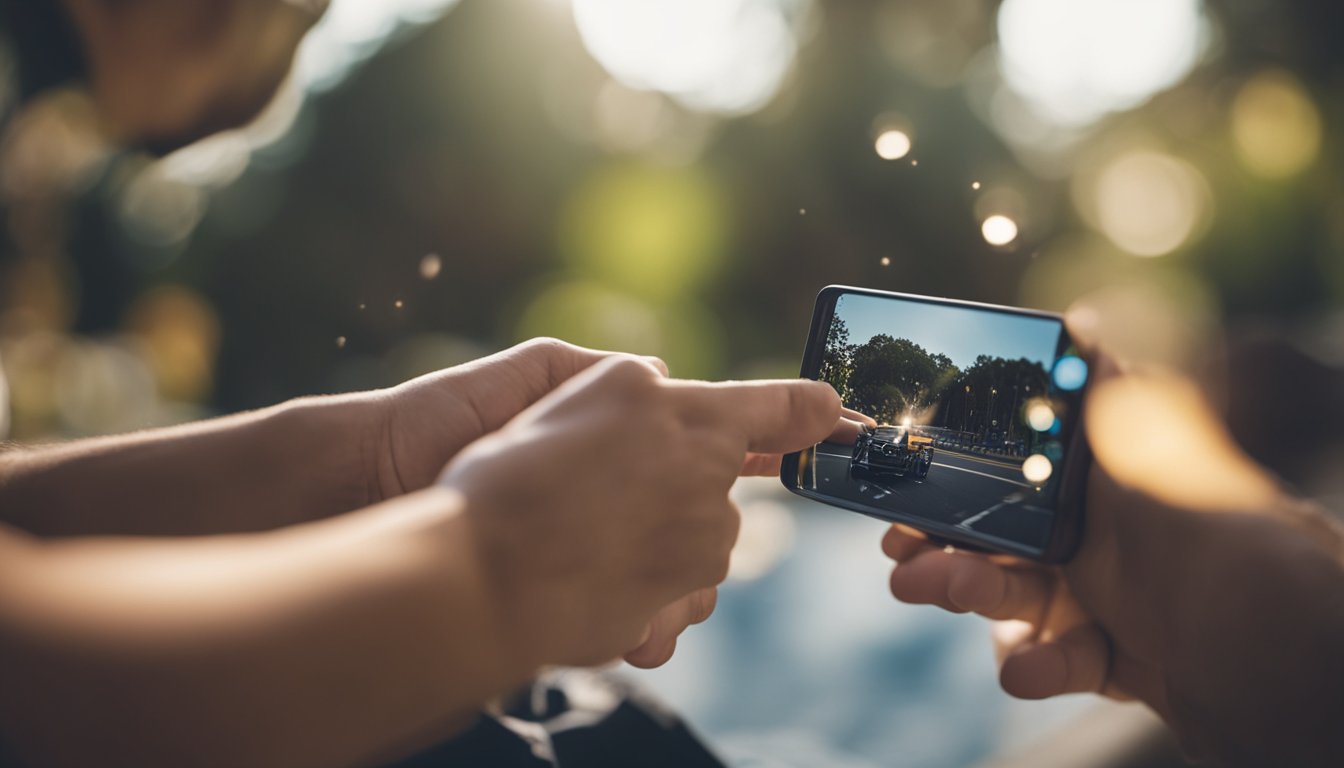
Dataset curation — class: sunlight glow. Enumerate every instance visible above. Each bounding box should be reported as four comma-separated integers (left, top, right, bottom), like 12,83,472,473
997,0,1206,127
572,0,800,116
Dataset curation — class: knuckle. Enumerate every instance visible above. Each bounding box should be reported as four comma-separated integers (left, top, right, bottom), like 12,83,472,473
600,355,660,388
520,336,572,359
783,380,804,416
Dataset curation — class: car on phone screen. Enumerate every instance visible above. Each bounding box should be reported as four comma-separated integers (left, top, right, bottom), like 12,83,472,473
849,425,934,482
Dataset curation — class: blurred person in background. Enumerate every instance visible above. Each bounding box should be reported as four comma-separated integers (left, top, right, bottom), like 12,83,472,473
0,2,861,766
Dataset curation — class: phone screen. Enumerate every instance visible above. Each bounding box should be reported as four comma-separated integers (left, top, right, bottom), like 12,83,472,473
785,287,1089,560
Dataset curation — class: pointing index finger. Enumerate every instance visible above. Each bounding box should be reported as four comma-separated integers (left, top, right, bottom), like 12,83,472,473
673,378,842,454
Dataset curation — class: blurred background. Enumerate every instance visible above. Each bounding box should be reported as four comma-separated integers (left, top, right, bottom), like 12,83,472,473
1,0,1341,765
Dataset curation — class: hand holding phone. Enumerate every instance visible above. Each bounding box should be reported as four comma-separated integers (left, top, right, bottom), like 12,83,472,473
781,286,1091,562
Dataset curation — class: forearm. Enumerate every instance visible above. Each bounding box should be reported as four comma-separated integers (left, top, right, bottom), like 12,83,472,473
0,488,533,768
0,395,382,537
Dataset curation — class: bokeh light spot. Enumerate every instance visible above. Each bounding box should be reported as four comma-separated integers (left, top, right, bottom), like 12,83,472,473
573,0,800,116
559,164,728,301
875,130,912,161
1025,400,1056,432
125,286,220,402
516,281,722,378
295,0,463,93
1090,151,1210,257
997,0,1206,127
117,164,208,249
981,215,1019,246
419,253,443,280
1052,356,1089,391
1022,454,1054,485
1231,70,1323,180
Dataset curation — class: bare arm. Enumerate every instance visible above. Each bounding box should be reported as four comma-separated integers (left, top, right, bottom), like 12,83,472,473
0,339,647,539
0,488,530,768
0,395,381,537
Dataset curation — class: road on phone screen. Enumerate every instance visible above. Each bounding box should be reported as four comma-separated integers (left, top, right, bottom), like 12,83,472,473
807,442,1054,549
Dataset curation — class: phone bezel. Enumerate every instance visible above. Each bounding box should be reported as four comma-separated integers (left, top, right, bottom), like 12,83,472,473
779,285,1089,563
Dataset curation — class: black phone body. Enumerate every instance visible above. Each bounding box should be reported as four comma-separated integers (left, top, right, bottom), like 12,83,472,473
781,286,1090,563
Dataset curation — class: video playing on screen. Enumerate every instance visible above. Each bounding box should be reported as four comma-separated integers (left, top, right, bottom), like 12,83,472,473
796,293,1084,553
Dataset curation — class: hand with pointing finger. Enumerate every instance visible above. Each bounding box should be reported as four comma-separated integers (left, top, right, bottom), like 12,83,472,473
439,356,842,672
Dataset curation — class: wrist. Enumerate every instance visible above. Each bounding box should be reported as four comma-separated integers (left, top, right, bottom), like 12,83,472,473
432,485,545,685
270,393,391,513
354,388,405,504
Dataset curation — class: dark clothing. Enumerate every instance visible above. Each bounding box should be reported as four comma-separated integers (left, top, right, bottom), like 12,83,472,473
384,671,726,768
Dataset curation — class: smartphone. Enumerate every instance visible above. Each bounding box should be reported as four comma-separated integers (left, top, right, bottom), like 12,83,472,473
780,286,1091,563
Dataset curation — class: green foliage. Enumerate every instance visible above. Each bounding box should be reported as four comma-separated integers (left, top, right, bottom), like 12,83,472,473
940,356,1050,446
845,334,959,423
